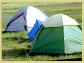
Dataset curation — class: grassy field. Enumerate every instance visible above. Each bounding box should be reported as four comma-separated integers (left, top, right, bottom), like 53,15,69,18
2,2,82,61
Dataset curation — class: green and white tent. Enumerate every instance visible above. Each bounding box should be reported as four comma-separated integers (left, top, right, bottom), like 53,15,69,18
30,14,82,54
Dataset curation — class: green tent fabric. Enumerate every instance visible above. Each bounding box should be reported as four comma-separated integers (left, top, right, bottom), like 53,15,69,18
30,14,82,54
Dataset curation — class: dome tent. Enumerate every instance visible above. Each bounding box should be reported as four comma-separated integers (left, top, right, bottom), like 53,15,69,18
30,14,82,54
5,6,48,32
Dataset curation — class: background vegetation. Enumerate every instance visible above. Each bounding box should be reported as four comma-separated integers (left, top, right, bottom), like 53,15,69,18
2,2,82,61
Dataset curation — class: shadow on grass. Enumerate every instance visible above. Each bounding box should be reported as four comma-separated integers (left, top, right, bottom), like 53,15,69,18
2,48,82,61
2,31,32,43
2,48,30,59
2,31,19,33
29,52,82,57
3,36,32,43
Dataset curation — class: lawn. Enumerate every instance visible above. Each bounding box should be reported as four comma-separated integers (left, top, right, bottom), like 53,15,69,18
2,2,82,61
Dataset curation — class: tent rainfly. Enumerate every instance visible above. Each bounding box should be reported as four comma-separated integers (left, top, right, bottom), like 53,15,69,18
28,19,43,40
30,14,82,54
5,6,48,32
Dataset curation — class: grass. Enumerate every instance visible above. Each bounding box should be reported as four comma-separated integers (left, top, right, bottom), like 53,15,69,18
2,2,82,61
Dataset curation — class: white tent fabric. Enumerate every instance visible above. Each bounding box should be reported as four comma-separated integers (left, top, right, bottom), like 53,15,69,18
26,6,48,27
43,14,78,27
5,6,48,32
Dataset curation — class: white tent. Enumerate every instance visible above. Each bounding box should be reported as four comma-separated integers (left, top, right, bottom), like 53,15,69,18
43,14,78,27
5,6,48,32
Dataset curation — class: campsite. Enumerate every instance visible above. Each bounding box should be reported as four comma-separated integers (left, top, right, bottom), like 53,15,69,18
2,2,82,61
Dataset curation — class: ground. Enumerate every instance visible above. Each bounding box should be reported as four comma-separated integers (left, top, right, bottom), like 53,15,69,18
2,2,82,61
